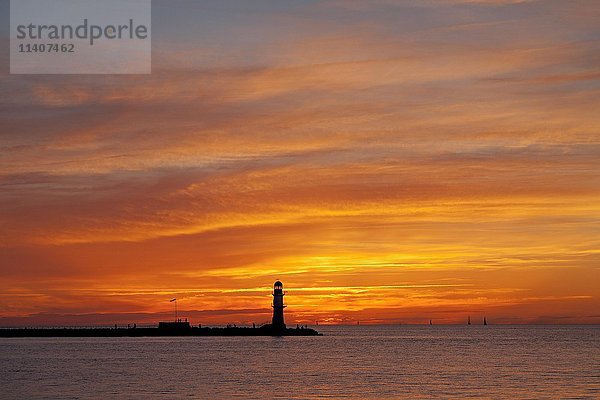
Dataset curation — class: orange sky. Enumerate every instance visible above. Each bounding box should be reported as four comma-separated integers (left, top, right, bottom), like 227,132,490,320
0,0,599,326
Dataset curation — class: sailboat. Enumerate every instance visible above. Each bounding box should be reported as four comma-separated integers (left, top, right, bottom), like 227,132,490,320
468,315,471,325
429,319,432,325
484,317,487,326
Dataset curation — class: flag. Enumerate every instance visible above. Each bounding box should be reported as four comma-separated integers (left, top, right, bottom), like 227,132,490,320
170,298,176,302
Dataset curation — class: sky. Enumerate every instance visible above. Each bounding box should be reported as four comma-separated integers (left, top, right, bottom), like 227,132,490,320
0,0,599,326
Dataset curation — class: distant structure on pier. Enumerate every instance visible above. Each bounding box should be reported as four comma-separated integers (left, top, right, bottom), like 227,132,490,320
272,280,286,332
158,320,191,331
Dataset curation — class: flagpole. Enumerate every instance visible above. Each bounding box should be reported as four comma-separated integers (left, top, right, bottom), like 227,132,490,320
170,298,177,322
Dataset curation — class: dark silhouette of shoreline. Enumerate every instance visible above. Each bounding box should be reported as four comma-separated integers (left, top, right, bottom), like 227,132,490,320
0,323,321,337
0,281,322,337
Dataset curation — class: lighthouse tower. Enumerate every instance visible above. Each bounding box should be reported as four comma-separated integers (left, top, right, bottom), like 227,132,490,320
272,280,286,332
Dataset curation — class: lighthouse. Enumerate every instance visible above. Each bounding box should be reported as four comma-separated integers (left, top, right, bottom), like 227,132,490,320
272,280,286,332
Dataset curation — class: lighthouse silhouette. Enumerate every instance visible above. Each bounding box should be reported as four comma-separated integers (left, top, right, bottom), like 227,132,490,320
272,280,286,332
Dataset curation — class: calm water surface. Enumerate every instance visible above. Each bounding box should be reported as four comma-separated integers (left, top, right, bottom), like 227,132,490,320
0,325,598,399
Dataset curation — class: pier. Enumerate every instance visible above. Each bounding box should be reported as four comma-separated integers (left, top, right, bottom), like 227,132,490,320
0,281,321,337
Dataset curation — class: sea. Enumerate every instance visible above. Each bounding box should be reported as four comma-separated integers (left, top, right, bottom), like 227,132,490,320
0,325,598,399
